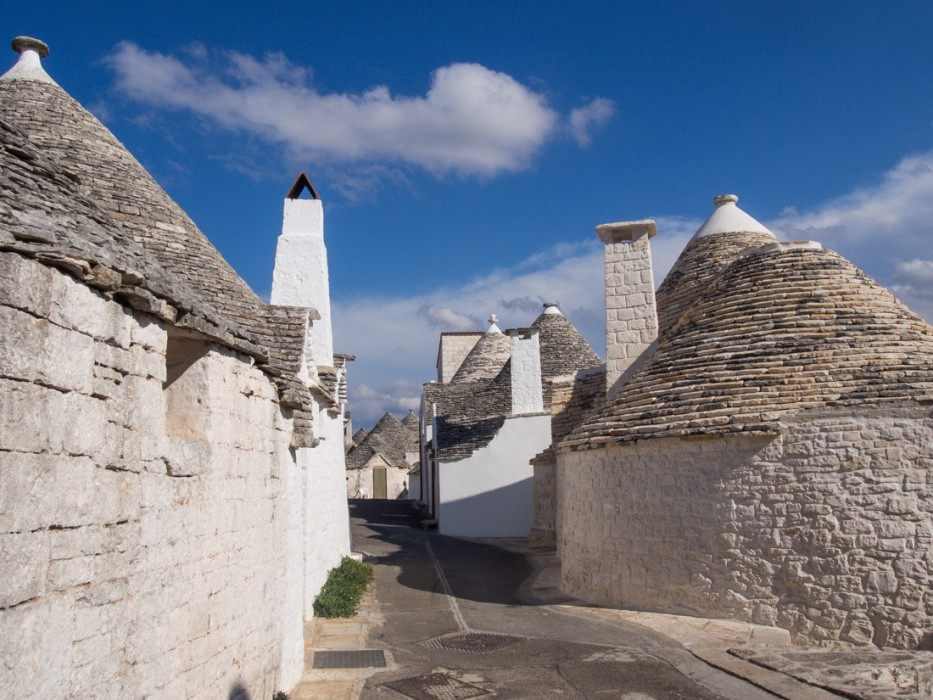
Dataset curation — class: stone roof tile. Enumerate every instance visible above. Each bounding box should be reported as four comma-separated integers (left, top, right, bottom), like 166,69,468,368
563,244,933,450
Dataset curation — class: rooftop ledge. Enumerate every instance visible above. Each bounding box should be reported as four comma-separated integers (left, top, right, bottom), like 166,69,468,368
596,219,657,244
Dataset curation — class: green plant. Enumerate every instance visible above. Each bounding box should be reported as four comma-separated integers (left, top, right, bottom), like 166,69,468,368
313,556,373,618
273,693,288,700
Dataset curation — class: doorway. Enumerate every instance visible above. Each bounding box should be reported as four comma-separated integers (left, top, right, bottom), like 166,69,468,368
373,467,387,499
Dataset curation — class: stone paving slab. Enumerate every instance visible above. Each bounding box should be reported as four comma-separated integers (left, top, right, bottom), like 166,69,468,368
731,647,933,700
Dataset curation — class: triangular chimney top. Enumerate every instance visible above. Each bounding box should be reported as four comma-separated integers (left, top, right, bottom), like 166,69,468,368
286,172,320,200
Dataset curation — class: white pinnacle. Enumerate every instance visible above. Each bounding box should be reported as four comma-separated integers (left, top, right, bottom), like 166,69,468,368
693,193,774,239
1,36,58,85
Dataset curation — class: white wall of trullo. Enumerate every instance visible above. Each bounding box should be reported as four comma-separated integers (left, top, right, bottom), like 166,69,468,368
0,252,306,698
557,407,933,649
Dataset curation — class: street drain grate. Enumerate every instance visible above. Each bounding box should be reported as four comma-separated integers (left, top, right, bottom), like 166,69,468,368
420,632,522,655
312,649,386,669
384,672,489,700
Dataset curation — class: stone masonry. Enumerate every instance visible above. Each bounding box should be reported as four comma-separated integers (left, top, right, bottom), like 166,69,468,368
597,220,659,395
0,253,302,697
558,407,933,649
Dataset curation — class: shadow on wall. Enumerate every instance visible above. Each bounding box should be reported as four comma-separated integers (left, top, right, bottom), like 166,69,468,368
228,682,250,700
439,476,534,538
348,499,535,606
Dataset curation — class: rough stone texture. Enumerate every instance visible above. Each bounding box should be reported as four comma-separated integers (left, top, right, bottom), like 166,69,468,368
0,84,319,446
451,330,512,383
401,410,420,452
531,310,601,381
531,367,606,544
0,253,305,698
655,230,775,336
558,407,933,649
347,412,411,470
602,233,658,394
731,646,933,699
436,332,483,383
565,246,933,450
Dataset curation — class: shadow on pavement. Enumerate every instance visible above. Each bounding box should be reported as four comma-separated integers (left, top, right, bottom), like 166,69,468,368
349,499,535,607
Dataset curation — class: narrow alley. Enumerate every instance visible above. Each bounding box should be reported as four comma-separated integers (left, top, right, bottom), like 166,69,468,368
346,500,777,700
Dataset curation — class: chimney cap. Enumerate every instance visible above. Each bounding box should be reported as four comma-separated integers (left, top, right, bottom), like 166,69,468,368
12,36,48,57
285,171,320,200
596,219,656,244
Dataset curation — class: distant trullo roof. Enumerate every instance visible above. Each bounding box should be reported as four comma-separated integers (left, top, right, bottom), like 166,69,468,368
531,303,601,378
401,410,420,451
347,412,410,469
564,240,933,450
451,317,512,383
656,194,776,335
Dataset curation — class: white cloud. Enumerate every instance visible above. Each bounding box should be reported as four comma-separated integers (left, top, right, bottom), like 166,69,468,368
337,219,695,426
768,151,933,322
106,42,610,177
569,98,616,147
340,145,933,424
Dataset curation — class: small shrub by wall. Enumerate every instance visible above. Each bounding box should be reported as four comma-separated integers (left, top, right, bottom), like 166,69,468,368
313,557,373,618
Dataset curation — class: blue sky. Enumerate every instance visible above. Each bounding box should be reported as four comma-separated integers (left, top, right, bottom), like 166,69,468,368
7,1,933,425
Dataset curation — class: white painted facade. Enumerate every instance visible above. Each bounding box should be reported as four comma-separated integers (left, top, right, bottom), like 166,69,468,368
508,329,544,414
438,413,551,537
270,183,351,619
272,195,334,366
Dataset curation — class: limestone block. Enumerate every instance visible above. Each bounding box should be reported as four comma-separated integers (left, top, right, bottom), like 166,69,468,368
0,305,95,393
0,531,49,607
0,452,98,531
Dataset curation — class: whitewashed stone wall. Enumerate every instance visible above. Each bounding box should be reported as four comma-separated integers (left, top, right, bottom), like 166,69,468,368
439,413,551,538
558,407,933,648
299,408,352,617
0,253,304,698
346,461,410,500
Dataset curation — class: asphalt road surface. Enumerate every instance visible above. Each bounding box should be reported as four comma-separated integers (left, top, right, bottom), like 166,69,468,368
350,499,776,700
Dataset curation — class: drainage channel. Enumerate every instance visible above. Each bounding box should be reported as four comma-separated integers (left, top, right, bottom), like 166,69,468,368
311,649,387,669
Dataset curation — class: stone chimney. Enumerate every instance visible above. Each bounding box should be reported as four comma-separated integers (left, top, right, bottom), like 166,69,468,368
506,328,544,414
270,172,333,366
596,219,658,395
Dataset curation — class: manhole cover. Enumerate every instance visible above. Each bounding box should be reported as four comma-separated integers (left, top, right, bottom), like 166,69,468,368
421,632,522,654
385,672,489,700
312,649,386,669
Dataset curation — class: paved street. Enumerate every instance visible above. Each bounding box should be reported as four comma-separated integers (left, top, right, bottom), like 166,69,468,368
350,499,777,700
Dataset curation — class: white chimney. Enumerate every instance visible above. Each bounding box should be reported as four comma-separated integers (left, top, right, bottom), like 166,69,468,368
271,173,334,367
596,219,658,395
507,328,544,414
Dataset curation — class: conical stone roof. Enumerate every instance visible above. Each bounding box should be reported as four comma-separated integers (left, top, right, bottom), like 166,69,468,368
563,242,933,450
347,412,409,468
401,410,420,451
451,326,511,383
0,42,273,351
656,195,775,335
531,305,601,378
